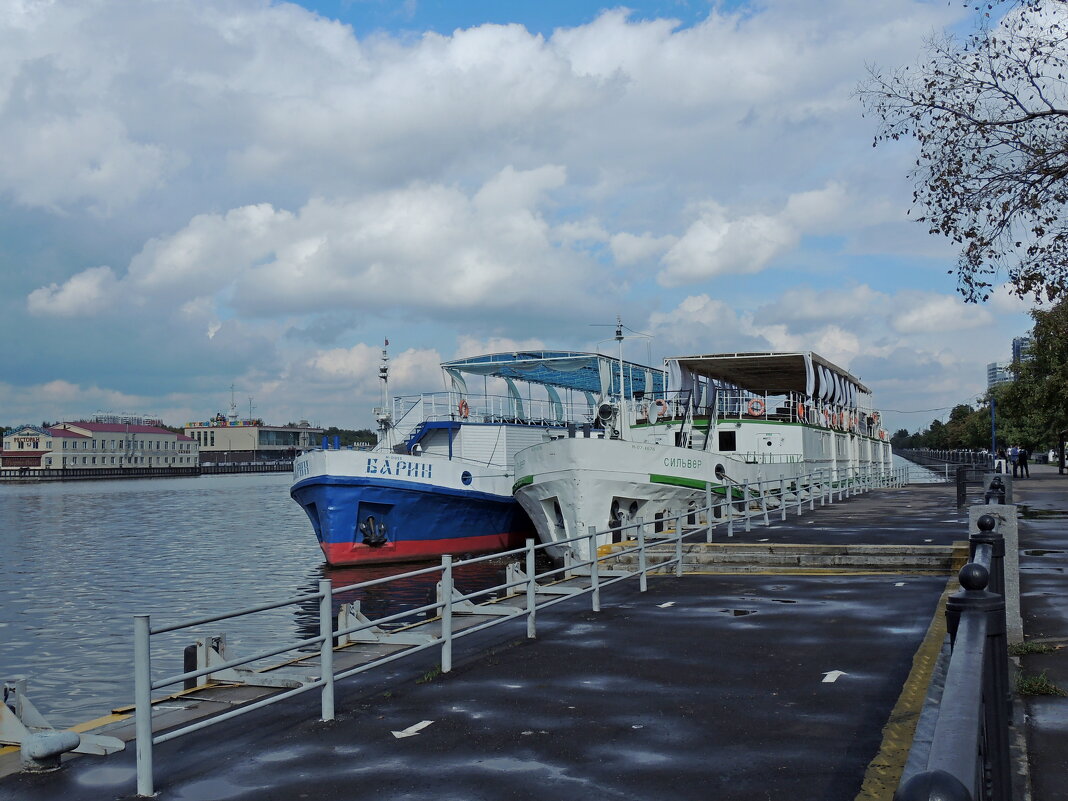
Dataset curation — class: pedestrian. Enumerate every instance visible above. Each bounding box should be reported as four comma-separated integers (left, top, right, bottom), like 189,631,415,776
1050,448,1059,464
1019,446,1030,478
996,447,1007,474
1009,444,1019,477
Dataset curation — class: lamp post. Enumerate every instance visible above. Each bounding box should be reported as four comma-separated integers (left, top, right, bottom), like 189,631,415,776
990,397,997,455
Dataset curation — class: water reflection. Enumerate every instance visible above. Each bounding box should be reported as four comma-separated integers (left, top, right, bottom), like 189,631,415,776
0,474,513,727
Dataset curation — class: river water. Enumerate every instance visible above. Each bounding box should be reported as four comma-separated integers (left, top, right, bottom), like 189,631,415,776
0,474,507,728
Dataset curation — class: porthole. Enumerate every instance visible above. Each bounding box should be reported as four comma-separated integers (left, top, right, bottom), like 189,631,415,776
461,471,473,486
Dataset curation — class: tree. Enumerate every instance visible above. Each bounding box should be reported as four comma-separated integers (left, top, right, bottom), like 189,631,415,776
997,295,1068,446
860,1,1068,301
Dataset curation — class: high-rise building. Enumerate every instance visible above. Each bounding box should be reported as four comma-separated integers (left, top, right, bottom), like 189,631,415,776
987,361,1013,389
1012,336,1033,364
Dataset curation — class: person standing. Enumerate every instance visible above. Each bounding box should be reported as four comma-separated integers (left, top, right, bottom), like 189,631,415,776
1009,444,1020,477
1019,446,1030,478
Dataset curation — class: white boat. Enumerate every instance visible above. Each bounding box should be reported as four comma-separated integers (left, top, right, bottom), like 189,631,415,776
512,351,892,559
291,347,665,565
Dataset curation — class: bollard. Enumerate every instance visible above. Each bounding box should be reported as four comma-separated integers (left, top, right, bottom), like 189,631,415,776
984,476,1006,505
20,730,81,772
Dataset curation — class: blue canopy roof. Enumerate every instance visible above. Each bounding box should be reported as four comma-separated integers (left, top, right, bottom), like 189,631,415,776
441,351,666,397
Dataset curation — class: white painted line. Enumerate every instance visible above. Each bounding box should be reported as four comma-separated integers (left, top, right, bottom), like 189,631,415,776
391,720,434,738
894,582,906,587
821,670,847,684
657,601,676,608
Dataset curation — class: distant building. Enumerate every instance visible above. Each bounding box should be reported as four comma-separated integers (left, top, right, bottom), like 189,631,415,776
1,422,198,469
1012,335,1033,364
987,361,1013,390
184,413,322,463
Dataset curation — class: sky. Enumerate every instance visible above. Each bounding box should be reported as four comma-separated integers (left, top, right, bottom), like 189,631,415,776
0,0,1040,434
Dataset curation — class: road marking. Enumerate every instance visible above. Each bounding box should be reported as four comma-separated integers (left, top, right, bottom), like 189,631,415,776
657,601,676,608
822,670,847,683
392,720,434,738
894,582,906,587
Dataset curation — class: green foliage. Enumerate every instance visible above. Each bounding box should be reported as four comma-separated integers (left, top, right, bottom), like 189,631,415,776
988,298,1068,451
320,426,376,447
1016,671,1067,697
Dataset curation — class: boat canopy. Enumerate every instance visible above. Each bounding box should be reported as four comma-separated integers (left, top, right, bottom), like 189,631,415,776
441,351,666,399
666,352,870,407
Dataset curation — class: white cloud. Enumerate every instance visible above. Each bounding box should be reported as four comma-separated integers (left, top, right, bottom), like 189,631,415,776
27,266,118,316
891,293,993,334
658,202,798,285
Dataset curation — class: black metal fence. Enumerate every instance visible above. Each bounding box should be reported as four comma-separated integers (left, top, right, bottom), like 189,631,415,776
0,462,293,482
895,514,1011,801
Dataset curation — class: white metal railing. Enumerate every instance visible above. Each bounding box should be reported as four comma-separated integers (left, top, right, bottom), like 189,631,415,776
131,464,908,796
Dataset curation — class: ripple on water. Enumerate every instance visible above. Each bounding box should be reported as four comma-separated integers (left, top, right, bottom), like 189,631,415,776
0,473,508,728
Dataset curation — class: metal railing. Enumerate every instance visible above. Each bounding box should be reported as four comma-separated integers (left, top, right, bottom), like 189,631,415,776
131,465,908,796
895,514,1011,801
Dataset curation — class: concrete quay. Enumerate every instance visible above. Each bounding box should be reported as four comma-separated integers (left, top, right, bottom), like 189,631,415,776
1,471,1064,801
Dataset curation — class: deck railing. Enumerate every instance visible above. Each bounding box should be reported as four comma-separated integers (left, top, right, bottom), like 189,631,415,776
130,465,906,796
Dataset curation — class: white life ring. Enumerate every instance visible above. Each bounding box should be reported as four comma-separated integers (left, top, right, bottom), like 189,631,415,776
746,398,766,417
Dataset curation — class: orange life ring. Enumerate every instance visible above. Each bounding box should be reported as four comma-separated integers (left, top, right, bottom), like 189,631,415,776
746,398,765,417
797,402,805,421
458,399,470,419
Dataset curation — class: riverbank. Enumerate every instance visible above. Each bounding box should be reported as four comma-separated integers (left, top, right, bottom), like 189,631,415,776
0,462,292,482
5,474,1043,801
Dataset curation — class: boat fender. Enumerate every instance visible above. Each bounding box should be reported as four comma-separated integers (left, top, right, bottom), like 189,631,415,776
746,398,765,417
458,399,470,419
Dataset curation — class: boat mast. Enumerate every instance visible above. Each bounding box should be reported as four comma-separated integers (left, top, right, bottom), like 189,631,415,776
375,339,393,447
615,315,626,421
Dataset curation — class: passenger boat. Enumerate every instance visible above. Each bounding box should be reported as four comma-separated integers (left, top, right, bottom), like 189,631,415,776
512,351,892,560
291,346,665,566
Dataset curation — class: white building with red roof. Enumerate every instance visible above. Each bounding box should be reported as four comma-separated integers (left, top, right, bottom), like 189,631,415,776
1,421,198,470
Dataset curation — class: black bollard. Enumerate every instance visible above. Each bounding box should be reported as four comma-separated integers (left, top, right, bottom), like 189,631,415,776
183,644,198,691
955,466,967,508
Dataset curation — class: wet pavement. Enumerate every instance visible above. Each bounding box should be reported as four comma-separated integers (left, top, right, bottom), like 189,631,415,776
1012,465,1068,801
1,475,1064,800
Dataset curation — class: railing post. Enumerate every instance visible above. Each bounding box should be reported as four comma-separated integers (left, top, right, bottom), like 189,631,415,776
526,539,537,638
134,614,154,798
780,475,787,522
674,507,684,578
726,489,734,538
704,482,714,543
759,479,770,527
441,555,453,672
318,578,335,721
636,517,648,592
743,482,752,532
587,527,600,613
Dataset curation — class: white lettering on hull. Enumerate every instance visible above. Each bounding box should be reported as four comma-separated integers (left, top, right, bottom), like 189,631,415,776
366,457,433,479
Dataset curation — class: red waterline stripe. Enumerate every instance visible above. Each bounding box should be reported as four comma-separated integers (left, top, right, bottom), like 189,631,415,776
322,532,525,566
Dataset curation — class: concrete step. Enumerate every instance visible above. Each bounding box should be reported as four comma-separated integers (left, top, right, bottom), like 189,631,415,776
604,542,966,574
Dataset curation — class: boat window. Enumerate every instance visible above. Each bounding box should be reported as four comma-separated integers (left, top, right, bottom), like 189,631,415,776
718,430,737,451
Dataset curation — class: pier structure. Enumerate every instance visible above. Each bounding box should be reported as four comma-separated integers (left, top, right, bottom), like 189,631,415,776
1,465,1066,800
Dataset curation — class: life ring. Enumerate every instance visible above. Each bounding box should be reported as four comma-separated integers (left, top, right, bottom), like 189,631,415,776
797,402,805,422
652,398,668,418
746,398,765,417
458,399,470,419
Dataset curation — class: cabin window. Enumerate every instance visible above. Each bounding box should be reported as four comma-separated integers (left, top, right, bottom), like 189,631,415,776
718,430,737,451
